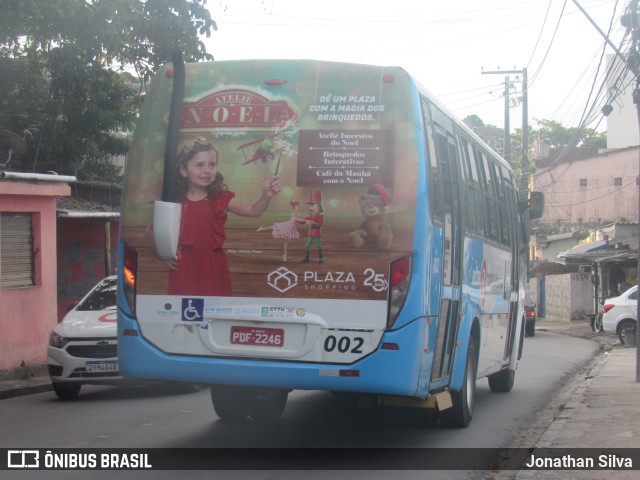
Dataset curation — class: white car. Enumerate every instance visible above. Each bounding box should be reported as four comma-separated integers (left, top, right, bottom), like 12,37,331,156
602,285,638,344
48,276,120,399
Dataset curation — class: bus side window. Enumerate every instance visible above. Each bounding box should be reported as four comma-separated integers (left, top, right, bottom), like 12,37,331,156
489,161,509,246
500,165,517,248
429,139,443,223
467,144,485,238
460,138,478,236
475,151,493,241
421,98,443,223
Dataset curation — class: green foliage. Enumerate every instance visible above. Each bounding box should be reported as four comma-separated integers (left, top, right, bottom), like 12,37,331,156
509,119,607,176
531,119,606,149
463,114,485,129
76,156,124,182
0,0,216,176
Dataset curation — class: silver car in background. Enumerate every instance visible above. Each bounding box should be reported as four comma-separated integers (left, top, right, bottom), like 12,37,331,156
602,285,637,344
48,276,119,399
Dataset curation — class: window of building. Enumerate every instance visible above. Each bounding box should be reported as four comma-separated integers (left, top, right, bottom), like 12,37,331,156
1,212,35,289
579,178,588,187
614,177,623,186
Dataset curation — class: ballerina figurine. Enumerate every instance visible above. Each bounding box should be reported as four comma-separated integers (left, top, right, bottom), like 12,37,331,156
257,201,301,261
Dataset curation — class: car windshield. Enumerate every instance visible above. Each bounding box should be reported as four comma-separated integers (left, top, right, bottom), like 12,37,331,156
76,278,117,311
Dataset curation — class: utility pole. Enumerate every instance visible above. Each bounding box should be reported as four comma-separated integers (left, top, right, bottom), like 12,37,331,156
504,76,511,164
620,0,640,383
522,68,529,194
482,68,529,194
577,0,640,380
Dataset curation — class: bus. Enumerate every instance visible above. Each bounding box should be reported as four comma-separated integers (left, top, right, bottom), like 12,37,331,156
117,57,543,427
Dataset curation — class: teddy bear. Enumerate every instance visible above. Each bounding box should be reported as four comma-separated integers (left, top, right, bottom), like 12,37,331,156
347,184,393,250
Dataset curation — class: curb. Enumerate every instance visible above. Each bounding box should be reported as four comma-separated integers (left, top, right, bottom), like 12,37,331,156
0,378,52,400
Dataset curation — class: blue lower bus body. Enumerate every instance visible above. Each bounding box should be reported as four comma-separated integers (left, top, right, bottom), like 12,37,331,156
118,310,435,398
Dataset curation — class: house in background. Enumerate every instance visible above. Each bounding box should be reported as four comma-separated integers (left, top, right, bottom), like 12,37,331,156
533,145,638,225
556,222,638,312
56,182,120,320
530,142,639,322
1,174,121,378
0,172,74,377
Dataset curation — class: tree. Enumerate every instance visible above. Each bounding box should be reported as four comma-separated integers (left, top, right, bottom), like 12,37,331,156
531,119,606,149
0,0,217,179
463,114,485,130
508,119,607,177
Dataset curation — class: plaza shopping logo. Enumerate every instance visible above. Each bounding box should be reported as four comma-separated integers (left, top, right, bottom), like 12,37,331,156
267,266,388,293
267,267,298,293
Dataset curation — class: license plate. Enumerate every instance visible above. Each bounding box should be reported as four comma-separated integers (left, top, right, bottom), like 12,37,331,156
86,361,118,373
230,326,284,347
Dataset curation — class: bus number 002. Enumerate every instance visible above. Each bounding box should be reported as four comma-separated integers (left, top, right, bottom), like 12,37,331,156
324,335,364,354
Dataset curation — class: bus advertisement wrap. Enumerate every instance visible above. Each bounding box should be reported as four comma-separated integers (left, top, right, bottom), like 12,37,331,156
118,59,539,427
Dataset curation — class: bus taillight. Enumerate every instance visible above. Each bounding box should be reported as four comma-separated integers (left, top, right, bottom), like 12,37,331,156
387,254,412,329
122,242,138,315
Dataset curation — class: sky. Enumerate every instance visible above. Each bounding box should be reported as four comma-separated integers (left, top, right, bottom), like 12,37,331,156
202,0,629,132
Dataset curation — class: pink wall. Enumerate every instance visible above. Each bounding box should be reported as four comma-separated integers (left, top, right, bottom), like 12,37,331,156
534,148,639,224
0,180,70,372
56,218,119,320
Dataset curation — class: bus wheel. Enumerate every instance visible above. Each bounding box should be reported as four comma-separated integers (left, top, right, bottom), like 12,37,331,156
488,369,515,393
52,383,81,400
248,389,288,422
210,386,252,422
441,340,477,428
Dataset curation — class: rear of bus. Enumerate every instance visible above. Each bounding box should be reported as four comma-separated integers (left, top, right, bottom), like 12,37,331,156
117,59,430,416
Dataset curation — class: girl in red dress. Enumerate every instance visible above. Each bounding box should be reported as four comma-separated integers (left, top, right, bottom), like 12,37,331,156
164,138,280,296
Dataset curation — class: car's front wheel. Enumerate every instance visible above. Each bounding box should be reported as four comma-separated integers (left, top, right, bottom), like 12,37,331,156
52,383,81,400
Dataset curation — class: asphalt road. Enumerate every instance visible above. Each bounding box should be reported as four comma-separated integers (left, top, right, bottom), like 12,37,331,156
0,330,600,480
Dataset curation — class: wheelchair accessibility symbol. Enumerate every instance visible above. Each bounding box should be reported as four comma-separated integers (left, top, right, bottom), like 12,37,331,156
181,298,204,322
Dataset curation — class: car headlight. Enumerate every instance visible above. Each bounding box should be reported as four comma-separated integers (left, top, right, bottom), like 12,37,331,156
49,331,69,349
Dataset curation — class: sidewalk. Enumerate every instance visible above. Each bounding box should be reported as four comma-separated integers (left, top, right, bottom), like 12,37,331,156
1,320,638,478
512,319,640,479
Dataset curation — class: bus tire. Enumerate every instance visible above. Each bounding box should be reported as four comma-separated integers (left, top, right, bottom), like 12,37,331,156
52,383,81,400
441,339,477,428
488,368,515,393
210,386,251,422
518,321,525,360
248,389,288,422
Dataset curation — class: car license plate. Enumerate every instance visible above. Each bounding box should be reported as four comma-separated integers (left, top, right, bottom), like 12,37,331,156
230,326,284,347
86,360,118,373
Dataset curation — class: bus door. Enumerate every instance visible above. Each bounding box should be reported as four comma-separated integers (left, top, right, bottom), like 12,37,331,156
429,123,463,382
501,168,520,364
